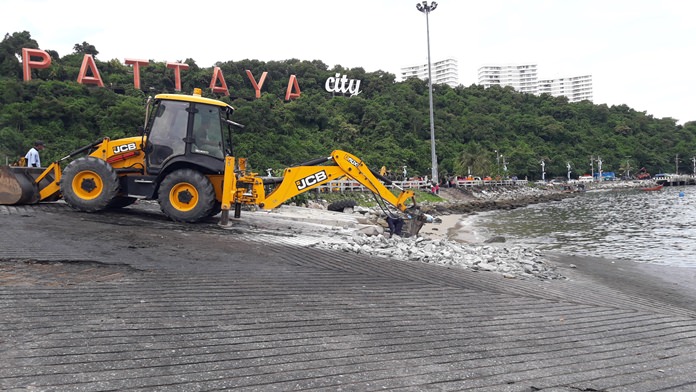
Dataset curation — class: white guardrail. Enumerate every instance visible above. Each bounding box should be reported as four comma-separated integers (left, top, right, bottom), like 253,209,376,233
311,179,528,193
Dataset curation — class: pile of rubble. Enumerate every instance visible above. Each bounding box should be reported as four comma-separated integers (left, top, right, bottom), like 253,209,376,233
310,233,566,280
295,186,576,281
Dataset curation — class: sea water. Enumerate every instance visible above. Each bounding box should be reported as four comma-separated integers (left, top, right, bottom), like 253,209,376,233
466,186,696,267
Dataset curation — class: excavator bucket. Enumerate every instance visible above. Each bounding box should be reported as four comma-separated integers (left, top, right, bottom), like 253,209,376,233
0,165,60,205
403,212,428,237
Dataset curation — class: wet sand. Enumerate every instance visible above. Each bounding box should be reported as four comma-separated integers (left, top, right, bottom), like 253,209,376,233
418,213,488,243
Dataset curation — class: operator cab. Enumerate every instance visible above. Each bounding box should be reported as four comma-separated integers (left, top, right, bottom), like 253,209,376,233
144,88,234,175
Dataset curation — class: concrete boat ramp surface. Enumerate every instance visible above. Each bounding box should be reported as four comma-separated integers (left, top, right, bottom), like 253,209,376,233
1,202,696,391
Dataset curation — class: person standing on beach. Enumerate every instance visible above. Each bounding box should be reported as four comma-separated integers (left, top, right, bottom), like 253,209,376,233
25,140,45,167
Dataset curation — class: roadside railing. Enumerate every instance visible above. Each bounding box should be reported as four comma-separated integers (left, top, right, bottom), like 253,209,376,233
312,179,528,193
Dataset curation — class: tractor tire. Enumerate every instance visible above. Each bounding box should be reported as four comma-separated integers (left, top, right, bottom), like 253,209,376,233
158,169,215,223
327,199,357,212
61,157,120,212
106,196,138,209
207,202,222,218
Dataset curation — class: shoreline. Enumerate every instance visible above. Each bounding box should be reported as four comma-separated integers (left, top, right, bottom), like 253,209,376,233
418,213,489,244
417,185,579,244
247,183,694,281
412,184,696,278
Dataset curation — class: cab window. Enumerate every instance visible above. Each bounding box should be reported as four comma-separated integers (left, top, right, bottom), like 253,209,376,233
147,100,188,167
191,104,224,159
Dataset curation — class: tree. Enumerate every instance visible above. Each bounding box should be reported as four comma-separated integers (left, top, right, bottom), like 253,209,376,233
1,30,694,178
0,31,39,79
455,142,492,177
73,41,99,57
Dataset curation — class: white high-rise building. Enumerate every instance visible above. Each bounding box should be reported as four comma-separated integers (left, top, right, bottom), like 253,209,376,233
401,59,459,87
478,64,538,94
538,75,593,102
477,63,593,103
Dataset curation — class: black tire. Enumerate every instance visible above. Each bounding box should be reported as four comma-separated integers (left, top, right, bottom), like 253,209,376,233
61,157,119,212
106,196,137,209
327,199,357,212
158,169,215,223
207,202,222,218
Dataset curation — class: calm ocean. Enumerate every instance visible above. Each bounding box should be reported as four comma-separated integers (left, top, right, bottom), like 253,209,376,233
466,185,696,267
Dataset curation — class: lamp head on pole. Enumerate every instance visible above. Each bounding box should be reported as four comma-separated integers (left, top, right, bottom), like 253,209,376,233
415,0,439,183
416,1,437,13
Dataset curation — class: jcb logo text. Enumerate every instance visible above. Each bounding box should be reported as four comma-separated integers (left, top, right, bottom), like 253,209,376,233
113,142,137,154
296,170,328,190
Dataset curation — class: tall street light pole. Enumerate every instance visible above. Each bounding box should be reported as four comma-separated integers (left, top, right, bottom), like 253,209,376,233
416,1,438,184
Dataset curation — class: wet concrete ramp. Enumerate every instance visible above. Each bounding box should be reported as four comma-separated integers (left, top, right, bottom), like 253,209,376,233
1,203,696,391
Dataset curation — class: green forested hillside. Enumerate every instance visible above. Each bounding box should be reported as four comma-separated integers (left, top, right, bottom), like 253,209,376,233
1,31,694,180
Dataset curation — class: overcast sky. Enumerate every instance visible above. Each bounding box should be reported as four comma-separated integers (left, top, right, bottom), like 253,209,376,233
2,0,694,124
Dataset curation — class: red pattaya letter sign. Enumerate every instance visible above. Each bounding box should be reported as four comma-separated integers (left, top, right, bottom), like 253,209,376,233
166,62,189,92
20,48,305,100
77,54,105,87
285,74,301,101
125,59,149,90
210,67,229,96
246,70,268,99
22,48,51,81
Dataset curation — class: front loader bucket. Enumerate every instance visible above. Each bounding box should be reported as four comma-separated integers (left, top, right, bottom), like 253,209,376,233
0,165,55,205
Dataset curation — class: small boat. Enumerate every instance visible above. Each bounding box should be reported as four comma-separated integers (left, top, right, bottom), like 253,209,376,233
640,184,663,191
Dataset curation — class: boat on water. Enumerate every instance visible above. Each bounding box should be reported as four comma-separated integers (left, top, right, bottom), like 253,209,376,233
640,184,664,191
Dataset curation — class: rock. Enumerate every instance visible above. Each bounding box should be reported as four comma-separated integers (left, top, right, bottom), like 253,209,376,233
484,236,506,243
357,225,383,236
354,206,370,214
310,230,566,281
307,201,324,209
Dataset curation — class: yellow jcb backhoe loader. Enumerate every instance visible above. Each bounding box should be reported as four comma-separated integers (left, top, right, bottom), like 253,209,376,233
0,88,426,235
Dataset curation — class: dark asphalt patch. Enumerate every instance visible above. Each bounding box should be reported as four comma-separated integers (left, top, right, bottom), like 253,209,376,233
0,259,146,286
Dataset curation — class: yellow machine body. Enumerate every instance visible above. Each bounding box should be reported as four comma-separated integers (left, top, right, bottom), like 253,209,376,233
0,90,422,232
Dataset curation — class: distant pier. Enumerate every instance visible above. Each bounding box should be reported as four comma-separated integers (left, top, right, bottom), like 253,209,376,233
654,174,696,186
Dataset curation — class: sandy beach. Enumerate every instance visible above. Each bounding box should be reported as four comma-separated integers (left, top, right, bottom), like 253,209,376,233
418,213,489,243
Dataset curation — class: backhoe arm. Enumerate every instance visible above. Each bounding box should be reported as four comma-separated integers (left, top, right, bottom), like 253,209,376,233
262,150,416,210
326,150,416,211
220,150,419,223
